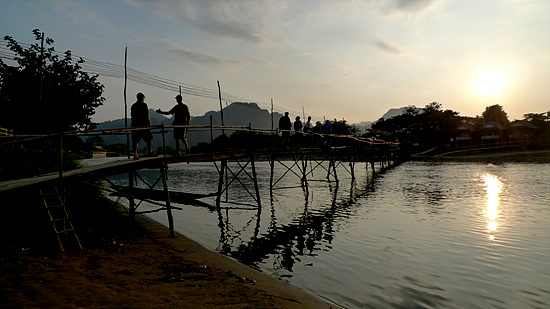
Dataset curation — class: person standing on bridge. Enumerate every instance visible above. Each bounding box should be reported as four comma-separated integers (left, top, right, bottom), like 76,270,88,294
156,94,190,156
323,119,332,148
293,116,303,148
304,116,314,147
131,92,154,160
278,112,292,147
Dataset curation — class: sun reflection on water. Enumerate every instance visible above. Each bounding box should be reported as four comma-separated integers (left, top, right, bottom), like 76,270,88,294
481,174,503,240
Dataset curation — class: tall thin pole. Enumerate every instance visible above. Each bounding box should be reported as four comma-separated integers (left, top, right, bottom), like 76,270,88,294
217,81,225,136
38,32,45,175
179,85,181,96
124,47,129,159
271,99,274,131
302,105,305,121
124,47,134,222
39,32,44,104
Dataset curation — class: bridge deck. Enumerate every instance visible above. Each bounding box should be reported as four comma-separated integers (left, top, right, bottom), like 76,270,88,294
0,147,346,194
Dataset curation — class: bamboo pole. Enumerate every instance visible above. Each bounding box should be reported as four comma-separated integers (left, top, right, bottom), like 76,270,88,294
216,159,227,208
128,170,135,220
217,81,225,136
161,162,175,237
124,47,129,159
161,124,166,158
250,152,262,208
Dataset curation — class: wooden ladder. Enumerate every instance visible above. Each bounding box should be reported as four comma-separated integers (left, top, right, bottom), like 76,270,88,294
39,183,82,251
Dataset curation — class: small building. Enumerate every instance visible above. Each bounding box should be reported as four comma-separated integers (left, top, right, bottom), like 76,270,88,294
509,120,538,145
454,122,477,148
480,122,507,146
92,146,107,158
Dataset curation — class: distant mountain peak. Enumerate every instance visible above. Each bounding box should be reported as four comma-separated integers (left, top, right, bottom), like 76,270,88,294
230,102,261,109
380,107,409,120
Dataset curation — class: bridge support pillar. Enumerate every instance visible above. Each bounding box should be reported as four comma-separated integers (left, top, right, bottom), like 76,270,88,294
249,152,262,208
216,159,227,208
128,170,135,221
160,162,175,238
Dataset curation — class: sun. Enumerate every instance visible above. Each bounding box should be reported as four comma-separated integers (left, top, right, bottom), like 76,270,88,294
474,70,507,96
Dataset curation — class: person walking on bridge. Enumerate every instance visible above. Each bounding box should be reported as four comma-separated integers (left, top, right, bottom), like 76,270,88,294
131,92,154,160
156,94,190,155
278,112,292,147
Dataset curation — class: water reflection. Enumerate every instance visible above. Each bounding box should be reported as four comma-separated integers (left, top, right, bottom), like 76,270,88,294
214,170,376,274
481,174,503,240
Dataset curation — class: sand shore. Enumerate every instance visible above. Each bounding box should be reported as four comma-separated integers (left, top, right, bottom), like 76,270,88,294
0,196,338,309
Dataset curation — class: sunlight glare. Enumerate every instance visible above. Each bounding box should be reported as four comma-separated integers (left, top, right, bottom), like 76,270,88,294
481,174,503,240
475,71,507,96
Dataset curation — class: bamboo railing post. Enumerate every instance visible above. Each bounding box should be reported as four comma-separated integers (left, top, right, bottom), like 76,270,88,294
269,154,275,197
161,124,166,158
161,162,175,237
124,47,130,159
216,159,227,208
217,81,225,137
128,170,135,221
300,153,307,185
210,115,213,146
249,152,262,208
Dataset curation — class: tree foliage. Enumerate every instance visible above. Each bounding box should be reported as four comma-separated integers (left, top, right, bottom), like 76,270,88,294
482,104,509,124
371,102,461,149
0,29,105,134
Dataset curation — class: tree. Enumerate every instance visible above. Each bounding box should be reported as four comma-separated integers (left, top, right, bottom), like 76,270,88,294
371,102,461,150
0,29,104,134
423,101,442,113
0,29,105,180
482,104,509,124
523,112,548,127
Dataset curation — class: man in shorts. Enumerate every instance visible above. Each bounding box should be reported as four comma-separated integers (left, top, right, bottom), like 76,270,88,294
131,92,154,160
157,94,190,155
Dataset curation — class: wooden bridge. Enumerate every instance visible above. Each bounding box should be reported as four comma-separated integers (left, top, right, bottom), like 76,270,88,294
0,124,402,251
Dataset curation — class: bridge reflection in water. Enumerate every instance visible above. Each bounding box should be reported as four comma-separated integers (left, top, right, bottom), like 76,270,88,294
123,158,399,275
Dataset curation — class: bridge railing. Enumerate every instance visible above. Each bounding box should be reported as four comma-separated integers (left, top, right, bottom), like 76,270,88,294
0,124,400,181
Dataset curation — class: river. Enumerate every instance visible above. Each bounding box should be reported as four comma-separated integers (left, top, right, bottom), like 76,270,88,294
96,158,550,308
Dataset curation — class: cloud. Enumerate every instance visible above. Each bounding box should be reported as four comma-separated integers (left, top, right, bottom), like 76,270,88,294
374,40,403,55
194,20,264,44
162,40,241,67
162,40,273,68
390,0,438,13
124,0,286,45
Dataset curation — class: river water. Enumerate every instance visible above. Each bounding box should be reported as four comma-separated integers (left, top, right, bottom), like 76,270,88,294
97,158,550,308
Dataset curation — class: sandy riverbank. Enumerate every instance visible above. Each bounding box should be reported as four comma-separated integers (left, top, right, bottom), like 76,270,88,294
0,194,338,308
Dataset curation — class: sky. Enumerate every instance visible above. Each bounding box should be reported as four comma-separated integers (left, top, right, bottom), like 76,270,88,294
1,0,549,124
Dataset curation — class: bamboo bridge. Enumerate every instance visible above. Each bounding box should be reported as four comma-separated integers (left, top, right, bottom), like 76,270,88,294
0,124,403,251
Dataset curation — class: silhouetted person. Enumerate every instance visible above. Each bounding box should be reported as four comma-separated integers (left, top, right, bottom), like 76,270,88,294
323,120,332,148
313,121,322,134
278,112,292,147
304,116,314,147
293,116,303,148
304,116,313,134
157,94,190,155
294,116,303,132
131,92,154,160
323,120,332,134
313,121,323,147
